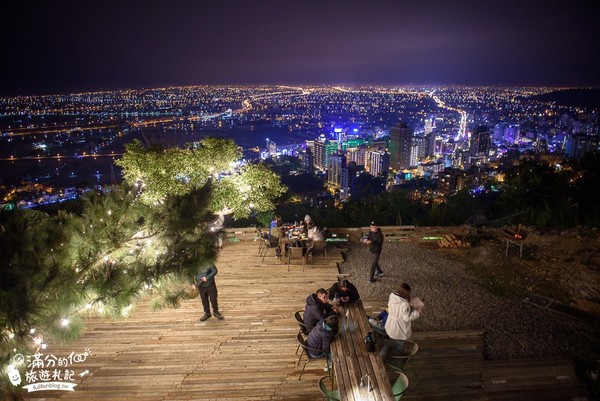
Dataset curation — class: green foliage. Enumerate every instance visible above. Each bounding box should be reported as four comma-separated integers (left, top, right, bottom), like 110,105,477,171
426,190,482,226
255,211,274,229
1,184,220,397
210,163,285,219
116,138,286,219
570,151,600,226
280,173,325,196
497,158,598,228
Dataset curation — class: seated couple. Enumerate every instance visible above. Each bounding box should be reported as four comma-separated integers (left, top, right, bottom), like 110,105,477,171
304,281,360,331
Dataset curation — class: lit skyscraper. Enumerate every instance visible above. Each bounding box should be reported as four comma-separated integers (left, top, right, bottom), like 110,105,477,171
369,149,389,177
302,147,314,174
424,118,434,135
328,153,346,186
314,135,339,171
389,122,413,170
566,133,600,159
468,125,491,165
340,162,363,201
346,145,368,167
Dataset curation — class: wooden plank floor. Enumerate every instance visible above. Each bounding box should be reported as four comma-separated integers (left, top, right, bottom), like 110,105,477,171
27,229,344,401
24,228,589,400
483,358,590,401
401,330,489,401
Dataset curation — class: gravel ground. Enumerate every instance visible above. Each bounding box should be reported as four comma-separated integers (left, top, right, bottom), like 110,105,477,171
339,242,600,361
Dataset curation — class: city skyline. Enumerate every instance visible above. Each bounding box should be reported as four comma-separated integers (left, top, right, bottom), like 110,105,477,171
1,84,597,209
1,0,598,96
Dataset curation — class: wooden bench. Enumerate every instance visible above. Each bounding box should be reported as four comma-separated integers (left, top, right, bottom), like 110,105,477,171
331,301,395,400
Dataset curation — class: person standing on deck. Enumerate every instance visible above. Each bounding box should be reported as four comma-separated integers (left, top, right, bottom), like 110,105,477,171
363,221,384,284
192,263,223,322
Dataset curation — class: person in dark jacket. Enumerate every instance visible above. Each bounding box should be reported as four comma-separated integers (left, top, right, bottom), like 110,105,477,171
363,221,385,283
306,315,339,359
327,279,361,304
304,288,336,331
193,263,223,322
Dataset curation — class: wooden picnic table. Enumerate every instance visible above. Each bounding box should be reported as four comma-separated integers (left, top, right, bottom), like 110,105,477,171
331,301,395,401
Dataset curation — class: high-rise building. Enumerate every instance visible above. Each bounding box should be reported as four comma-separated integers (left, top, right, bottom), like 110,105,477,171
314,136,339,171
414,136,427,160
424,118,434,135
468,125,491,165
504,124,520,144
340,162,363,201
313,136,326,171
369,149,390,177
437,168,464,195
565,133,600,159
389,122,413,170
327,153,346,186
346,145,368,167
493,123,520,144
302,147,314,174
266,138,277,156
493,123,505,143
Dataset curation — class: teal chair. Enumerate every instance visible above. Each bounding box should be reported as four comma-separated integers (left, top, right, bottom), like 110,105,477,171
391,371,409,400
318,376,340,401
386,340,418,372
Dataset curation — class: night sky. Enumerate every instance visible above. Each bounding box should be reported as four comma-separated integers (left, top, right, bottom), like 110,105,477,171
1,0,598,96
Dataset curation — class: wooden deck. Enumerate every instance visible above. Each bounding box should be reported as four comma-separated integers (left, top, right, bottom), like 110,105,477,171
25,228,589,400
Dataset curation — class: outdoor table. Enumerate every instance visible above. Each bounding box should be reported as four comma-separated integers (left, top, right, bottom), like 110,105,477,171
331,301,395,401
280,235,309,266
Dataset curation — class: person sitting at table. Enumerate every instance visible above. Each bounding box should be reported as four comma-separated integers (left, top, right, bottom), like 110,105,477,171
270,214,282,229
305,221,324,256
379,283,422,360
269,219,285,257
268,214,282,240
300,214,315,234
327,279,360,304
304,288,336,332
368,309,388,338
306,315,339,370
307,221,324,241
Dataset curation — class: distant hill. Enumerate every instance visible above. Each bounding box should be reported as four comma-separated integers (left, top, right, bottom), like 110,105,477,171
529,88,600,109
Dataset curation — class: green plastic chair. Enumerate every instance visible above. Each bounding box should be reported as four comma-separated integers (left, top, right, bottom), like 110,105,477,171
392,371,409,400
318,376,340,401
386,340,418,372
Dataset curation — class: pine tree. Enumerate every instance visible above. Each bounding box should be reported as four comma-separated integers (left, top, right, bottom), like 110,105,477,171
1,184,219,399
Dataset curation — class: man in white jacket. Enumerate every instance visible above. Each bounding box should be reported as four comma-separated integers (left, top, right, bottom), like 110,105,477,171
380,283,421,359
